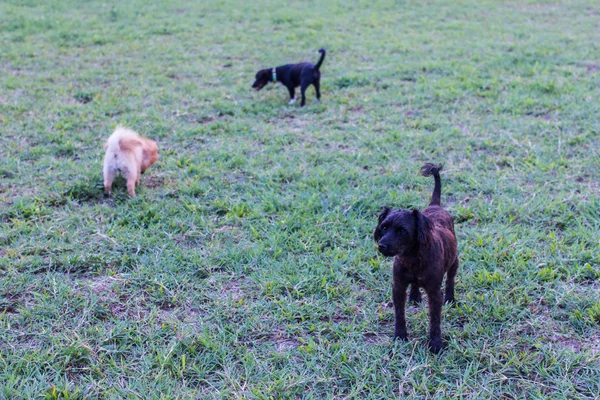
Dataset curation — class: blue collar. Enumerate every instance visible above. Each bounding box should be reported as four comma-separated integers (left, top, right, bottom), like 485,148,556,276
272,68,277,82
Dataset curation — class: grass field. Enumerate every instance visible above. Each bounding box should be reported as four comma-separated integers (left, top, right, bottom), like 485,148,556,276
1,0,599,398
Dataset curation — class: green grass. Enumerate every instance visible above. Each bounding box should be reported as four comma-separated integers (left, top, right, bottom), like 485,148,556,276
1,0,599,398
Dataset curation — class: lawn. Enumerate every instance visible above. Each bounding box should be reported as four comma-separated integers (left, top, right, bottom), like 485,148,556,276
1,0,599,398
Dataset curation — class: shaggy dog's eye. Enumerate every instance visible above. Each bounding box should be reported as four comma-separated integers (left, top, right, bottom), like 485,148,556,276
381,225,388,232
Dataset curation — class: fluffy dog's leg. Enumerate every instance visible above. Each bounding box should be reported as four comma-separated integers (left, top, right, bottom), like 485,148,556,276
103,165,115,195
445,258,459,305
393,273,409,340
314,80,321,100
426,286,443,353
126,169,138,197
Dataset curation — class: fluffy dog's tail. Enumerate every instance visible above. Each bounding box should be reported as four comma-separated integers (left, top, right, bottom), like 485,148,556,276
315,48,326,70
420,163,443,206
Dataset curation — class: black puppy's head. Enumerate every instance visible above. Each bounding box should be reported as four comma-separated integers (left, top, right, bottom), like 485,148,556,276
374,207,431,257
252,69,272,91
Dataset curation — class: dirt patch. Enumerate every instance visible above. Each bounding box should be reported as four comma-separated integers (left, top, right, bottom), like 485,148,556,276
268,328,302,353
276,338,301,353
183,114,215,124
75,275,120,297
585,64,600,73
143,175,167,189
548,333,600,354
109,297,128,317
0,295,20,314
73,275,150,321
527,290,600,355
337,143,359,154
156,305,206,331
220,278,245,303
288,117,312,135
363,333,391,345
403,110,420,117
0,335,41,351
506,3,560,11
319,313,353,323
0,290,36,315
525,110,554,120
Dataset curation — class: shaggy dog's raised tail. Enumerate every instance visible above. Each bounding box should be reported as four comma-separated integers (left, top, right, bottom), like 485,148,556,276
420,163,443,206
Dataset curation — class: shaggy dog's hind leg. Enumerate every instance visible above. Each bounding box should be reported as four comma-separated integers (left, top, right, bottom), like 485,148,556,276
445,258,459,305
408,284,422,304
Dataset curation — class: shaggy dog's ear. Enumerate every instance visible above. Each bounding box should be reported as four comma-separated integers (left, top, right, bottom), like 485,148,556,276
374,207,391,242
413,209,431,246
378,207,391,224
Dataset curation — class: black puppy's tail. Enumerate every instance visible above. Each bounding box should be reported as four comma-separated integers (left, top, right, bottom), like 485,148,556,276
420,163,443,206
314,48,326,70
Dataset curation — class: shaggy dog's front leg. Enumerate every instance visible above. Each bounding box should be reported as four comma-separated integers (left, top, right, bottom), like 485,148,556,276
426,286,444,353
393,274,409,340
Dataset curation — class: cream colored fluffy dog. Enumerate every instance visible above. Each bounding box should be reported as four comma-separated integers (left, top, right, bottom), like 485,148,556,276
103,126,159,197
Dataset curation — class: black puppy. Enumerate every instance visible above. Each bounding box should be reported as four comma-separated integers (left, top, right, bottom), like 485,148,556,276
252,48,326,106
373,163,459,353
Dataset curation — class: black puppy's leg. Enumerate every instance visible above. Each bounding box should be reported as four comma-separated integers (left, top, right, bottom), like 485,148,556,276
300,82,309,107
392,273,409,340
314,79,321,100
287,86,296,105
408,284,422,304
426,286,444,353
444,258,459,305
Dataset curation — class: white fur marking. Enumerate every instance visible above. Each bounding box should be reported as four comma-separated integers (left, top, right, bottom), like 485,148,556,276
289,97,296,105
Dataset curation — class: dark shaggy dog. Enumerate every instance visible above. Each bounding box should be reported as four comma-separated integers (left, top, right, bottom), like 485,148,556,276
373,163,459,353
252,48,326,106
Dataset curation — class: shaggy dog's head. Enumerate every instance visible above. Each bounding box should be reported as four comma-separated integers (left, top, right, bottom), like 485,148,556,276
373,207,432,257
